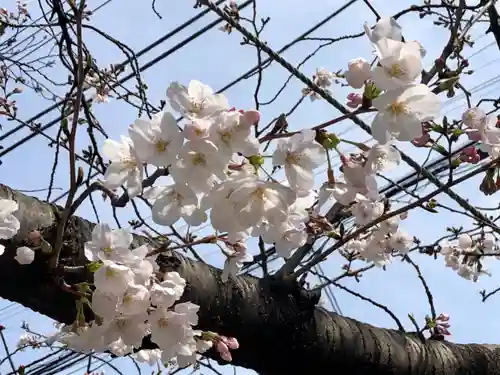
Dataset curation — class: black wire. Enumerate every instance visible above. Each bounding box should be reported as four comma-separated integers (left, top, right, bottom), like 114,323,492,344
4,0,115,65
47,0,359,205
0,0,228,144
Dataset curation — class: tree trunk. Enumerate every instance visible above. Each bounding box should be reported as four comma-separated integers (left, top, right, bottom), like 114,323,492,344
0,183,499,375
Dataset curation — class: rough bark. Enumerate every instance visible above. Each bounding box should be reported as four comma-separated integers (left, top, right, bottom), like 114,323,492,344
1,183,500,375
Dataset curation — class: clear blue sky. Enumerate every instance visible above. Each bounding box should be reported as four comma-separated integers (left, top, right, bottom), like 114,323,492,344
1,0,500,374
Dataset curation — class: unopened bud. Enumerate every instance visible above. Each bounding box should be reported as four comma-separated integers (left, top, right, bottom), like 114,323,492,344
248,154,264,168
27,230,42,246
322,133,340,150
76,166,84,186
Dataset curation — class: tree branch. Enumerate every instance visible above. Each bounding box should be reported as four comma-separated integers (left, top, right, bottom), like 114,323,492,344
1,183,500,375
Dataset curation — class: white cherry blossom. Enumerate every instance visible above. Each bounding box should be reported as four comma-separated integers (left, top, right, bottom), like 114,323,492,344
229,180,296,228
364,143,401,173
389,230,413,253
272,130,326,191
147,183,206,227
117,283,150,315
149,309,197,358
209,109,259,157
344,58,371,89
221,242,253,281
93,260,135,296
128,111,183,167
315,68,334,88
170,140,229,193
371,84,440,144
108,338,134,356
14,246,35,265
0,198,20,243
132,349,163,366
91,289,119,320
167,80,229,119
150,271,186,309
351,195,384,225
262,220,307,258
58,323,108,353
183,118,212,142
372,38,422,91
102,136,143,198
364,17,402,43
462,107,486,128
84,223,133,263
104,314,149,347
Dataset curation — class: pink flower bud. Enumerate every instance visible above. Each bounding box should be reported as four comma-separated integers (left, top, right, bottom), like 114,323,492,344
346,93,363,109
224,336,239,350
220,349,232,362
340,154,349,165
460,147,480,164
27,230,41,246
216,340,232,361
437,313,449,322
411,131,430,147
466,129,481,141
241,109,260,126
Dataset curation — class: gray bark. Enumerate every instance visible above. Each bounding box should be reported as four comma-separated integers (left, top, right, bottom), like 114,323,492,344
0,183,499,375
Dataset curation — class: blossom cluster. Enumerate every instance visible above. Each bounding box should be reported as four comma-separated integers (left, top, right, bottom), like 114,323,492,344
49,223,227,368
439,233,496,281
462,107,500,159
0,198,35,264
102,79,329,279
312,17,438,264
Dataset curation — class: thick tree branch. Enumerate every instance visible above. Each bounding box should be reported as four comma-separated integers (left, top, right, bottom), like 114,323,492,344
1,184,500,375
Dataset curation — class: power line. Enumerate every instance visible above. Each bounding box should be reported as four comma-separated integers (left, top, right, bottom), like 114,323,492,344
45,0,360,205
0,0,229,144
0,0,356,161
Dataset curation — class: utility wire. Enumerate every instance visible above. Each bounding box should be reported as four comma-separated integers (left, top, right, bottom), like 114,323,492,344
0,0,229,144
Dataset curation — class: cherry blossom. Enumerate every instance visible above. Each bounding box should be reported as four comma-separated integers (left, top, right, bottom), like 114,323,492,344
167,80,229,119
93,260,135,296
102,136,143,198
14,246,35,265
351,195,384,225
272,130,326,191
371,38,423,91
371,84,441,144
364,143,401,173
146,183,206,227
221,241,253,281
229,179,296,228
344,58,371,89
170,140,229,193
462,107,486,128
388,230,413,253
128,111,183,167
364,17,402,43
0,198,20,245
132,349,162,366
209,109,259,157
84,223,133,263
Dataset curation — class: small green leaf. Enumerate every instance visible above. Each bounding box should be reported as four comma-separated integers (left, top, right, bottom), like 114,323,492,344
86,261,102,273
248,154,265,167
363,82,381,100
322,133,340,150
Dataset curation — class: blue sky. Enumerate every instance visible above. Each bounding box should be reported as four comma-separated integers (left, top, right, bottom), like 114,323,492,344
1,0,500,374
